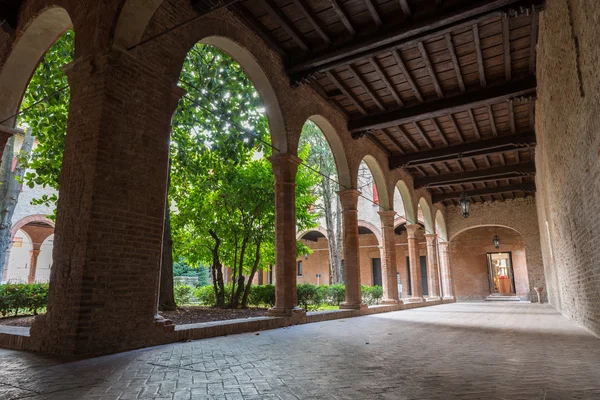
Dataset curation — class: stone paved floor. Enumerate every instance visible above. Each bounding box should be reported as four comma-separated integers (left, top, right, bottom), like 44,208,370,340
0,302,599,400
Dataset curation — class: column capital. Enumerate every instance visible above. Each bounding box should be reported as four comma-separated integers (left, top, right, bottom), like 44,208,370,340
424,233,438,244
405,224,421,238
378,210,396,227
337,189,361,211
269,153,301,183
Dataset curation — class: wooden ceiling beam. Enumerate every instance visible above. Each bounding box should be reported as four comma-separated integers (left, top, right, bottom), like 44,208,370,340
263,0,309,52
330,0,355,36
432,183,536,202
397,125,421,152
431,118,449,146
399,0,412,17
327,70,368,115
369,57,404,107
286,0,542,81
364,0,383,27
473,24,486,88
502,13,511,81
467,108,481,139
415,162,536,188
349,76,536,133
393,49,424,103
418,41,443,98
448,113,464,143
529,8,539,74
413,121,434,149
380,128,406,153
445,33,465,92
293,0,331,46
488,105,498,136
348,64,385,111
389,131,536,169
231,4,286,56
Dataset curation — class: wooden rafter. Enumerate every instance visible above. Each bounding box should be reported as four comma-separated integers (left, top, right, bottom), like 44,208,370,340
348,77,536,132
432,183,536,202
415,162,536,188
418,41,443,98
329,0,355,35
397,125,420,152
431,118,449,147
399,0,412,17
263,0,309,52
502,13,511,81
231,4,286,56
488,105,498,136
392,49,424,103
473,24,486,88
529,8,538,74
413,121,434,149
508,99,516,134
448,114,464,143
380,128,406,153
445,33,465,92
364,0,382,27
389,132,536,169
293,0,331,46
348,64,385,111
369,57,404,107
467,109,481,139
326,70,367,115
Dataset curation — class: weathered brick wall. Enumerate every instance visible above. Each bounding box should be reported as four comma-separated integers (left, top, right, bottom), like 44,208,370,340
535,0,600,337
446,198,545,302
450,226,530,301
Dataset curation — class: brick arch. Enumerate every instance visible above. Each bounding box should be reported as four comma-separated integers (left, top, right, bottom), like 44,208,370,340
297,226,329,240
359,155,390,210
10,214,55,240
113,0,164,50
0,6,73,126
435,210,448,241
357,219,382,245
304,115,352,190
418,197,434,235
394,180,415,224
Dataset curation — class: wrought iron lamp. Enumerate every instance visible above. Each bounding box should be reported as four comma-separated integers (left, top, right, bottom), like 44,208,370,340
493,234,501,249
459,190,470,218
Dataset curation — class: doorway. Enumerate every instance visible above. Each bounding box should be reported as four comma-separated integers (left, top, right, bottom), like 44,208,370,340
405,256,428,296
486,252,516,295
372,258,382,286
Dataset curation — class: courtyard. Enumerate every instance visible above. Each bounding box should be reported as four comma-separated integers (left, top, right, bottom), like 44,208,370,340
0,302,598,399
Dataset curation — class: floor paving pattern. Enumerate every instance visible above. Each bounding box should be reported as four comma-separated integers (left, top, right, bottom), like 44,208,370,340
0,302,598,399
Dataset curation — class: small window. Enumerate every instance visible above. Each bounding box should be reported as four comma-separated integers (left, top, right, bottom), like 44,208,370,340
297,260,303,276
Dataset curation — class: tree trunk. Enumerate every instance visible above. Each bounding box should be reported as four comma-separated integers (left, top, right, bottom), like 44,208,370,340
334,194,343,283
0,130,34,282
321,177,343,284
241,241,261,308
232,236,249,308
158,211,177,311
209,230,225,307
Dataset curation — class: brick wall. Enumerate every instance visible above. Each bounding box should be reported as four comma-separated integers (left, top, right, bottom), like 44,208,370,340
450,226,530,301
535,0,600,337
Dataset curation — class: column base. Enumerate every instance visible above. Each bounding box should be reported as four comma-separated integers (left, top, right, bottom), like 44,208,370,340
267,306,306,318
442,296,456,301
340,302,368,310
381,299,400,305
402,297,424,304
425,296,441,302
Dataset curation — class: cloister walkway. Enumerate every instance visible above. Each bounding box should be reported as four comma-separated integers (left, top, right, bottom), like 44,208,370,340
0,302,598,399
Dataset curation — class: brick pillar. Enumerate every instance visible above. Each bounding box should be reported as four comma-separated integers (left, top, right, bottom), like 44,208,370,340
27,248,41,284
29,49,176,356
405,224,423,302
339,189,366,309
438,241,454,299
379,211,399,303
268,154,304,317
424,234,441,299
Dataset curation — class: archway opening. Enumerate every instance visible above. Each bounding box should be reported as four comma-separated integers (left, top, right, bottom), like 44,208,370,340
394,221,426,298
450,226,530,301
356,223,383,289
297,229,329,286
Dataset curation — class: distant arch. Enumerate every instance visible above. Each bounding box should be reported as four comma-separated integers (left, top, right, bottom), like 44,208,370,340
435,210,448,241
306,115,351,189
449,224,522,242
418,198,434,235
297,226,329,240
10,215,55,240
395,180,415,223
357,219,383,245
361,155,390,210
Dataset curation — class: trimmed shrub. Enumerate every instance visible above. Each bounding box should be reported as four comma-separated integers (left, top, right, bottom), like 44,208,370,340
361,285,384,305
174,284,193,306
297,283,324,311
248,284,276,308
326,284,345,305
194,285,216,306
0,283,49,317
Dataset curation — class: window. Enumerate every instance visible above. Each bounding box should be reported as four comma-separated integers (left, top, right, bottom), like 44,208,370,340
297,260,303,276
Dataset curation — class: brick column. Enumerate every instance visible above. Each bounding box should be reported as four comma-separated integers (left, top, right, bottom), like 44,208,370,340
268,154,304,317
405,224,423,302
338,189,365,309
438,241,454,299
424,234,441,299
29,49,176,355
27,248,41,284
379,211,399,303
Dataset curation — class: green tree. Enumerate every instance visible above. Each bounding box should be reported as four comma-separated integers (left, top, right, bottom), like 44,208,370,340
298,121,344,284
0,30,74,280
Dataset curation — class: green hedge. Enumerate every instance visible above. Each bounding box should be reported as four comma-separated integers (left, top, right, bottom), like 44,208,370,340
0,283,49,317
361,285,384,305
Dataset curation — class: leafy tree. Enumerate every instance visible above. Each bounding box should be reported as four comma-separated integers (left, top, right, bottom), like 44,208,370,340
0,30,74,280
298,121,344,284
170,44,319,308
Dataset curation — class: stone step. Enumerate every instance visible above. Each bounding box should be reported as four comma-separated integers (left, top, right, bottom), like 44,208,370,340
485,295,521,302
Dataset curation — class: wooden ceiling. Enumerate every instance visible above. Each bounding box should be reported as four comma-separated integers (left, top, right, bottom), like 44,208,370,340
227,0,543,206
